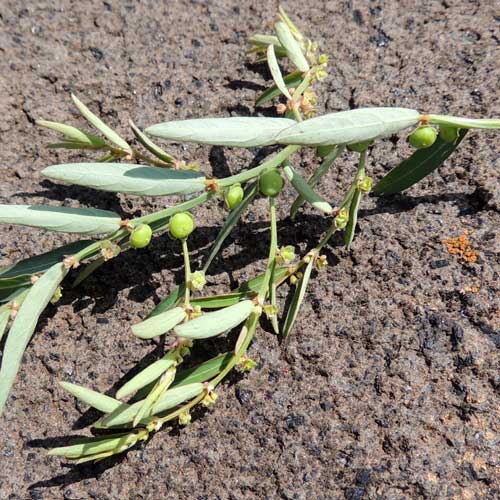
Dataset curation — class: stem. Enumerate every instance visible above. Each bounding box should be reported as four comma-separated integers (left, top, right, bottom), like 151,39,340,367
218,145,300,187
340,149,367,210
258,197,278,301
182,239,191,306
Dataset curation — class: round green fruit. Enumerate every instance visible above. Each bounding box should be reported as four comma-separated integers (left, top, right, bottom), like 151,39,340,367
169,212,195,240
439,125,460,143
130,224,152,249
225,184,244,210
408,126,437,149
259,170,284,198
347,140,372,153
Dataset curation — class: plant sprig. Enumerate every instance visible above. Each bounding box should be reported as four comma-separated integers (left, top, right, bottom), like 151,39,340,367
0,6,498,466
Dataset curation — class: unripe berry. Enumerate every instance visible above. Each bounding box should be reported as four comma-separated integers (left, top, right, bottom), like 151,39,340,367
439,125,460,143
347,140,372,153
169,212,195,240
225,183,244,210
259,170,284,198
130,224,152,249
408,126,437,149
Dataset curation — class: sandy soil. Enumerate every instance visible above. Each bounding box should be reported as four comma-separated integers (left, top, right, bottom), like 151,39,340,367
0,0,499,498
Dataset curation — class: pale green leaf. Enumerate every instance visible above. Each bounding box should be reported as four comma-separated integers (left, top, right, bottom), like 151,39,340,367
71,94,131,152
277,108,420,146
267,44,292,100
37,120,106,147
174,300,255,339
171,353,232,387
48,433,130,458
129,120,174,164
132,306,186,339
145,117,295,148
428,114,500,130
59,381,121,414
283,164,333,214
0,205,121,235
0,310,10,343
275,21,309,72
43,163,206,196
248,34,283,48
0,263,68,415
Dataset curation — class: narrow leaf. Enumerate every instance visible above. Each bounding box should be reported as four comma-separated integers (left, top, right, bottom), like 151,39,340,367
191,292,253,309
344,190,362,249
129,119,174,164
267,44,292,100
277,108,420,146
275,21,309,72
171,353,232,387
256,71,303,107
0,240,92,280
283,258,314,338
373,130,468,195
132,306,186,339
290,146,343,218
0,205,121,235
283,164,333,214
174,300,255,339
203,182,258,272
146,117,295,148
116,357,176,400
37,120,105,147
248,34,283,48
43,163,206,196
237,266,289,292
0,310,10,343
0,263,68,414
59,381,121,414
47,142,104,150
71,94,131,152
48,433,130,458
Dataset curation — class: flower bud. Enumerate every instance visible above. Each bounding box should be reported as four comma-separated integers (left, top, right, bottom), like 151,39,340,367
189,271,206,292
178,410,191,426
276,245,296,264
334,208,349,229
357,176,373,194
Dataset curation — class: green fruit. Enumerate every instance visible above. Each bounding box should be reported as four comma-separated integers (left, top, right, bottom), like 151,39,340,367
439,125,460,143
130,224,152,249
408,126,437,149
347,140,372,153
259,170,284,198
225,184,244,210
170,212,195,240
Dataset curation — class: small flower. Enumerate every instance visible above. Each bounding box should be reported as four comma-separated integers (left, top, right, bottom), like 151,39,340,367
238,356,258,372
63,255,80,269
187,305,202,319
178,410,191,426
189,271,206,292
202,391,218,407
315,254,328,271
50,286,63,304
276,245,296,264
357,175,373,194
334,208,349,229
100,240,121,261
263,304,278,319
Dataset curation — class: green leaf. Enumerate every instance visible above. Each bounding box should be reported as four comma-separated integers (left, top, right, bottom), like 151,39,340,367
0,310,10,343
203,182,258,272
59,381,121,414
37,120,106,147
174,300,255,339
116,357,176,400
71,94,131,153
145,117,295,148
47,142,104,150
171,353,232,387
290,146,343,218
267,44,292,100
132,306,186,339
373,130,468,195
0,240,92,280
0,263,68,415
147,284,185,318
428,114,500,129
248,34,283,48
191,292,253,309
277,108,420,146
275,21,309,72
283,258,314,338
255,71,303,107
129,120,174,164
48,433,130,458
0,205,121,235
43,163,206,196
283,164,333,214
98,383,203,428
344,190,362,249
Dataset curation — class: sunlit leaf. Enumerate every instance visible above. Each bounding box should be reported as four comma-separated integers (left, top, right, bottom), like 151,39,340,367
129,119,174,164
428,114,500,129
267,44,292,100
37,120,106,147
48,433,130,458
0,310,10,343
59,381,121,414
132,307,186,339
275,21,309,71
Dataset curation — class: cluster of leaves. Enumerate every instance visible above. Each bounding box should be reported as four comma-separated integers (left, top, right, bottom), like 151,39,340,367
0,6,498,464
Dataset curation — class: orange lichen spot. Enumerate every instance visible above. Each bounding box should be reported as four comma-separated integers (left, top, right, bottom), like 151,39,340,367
442,230,478,263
